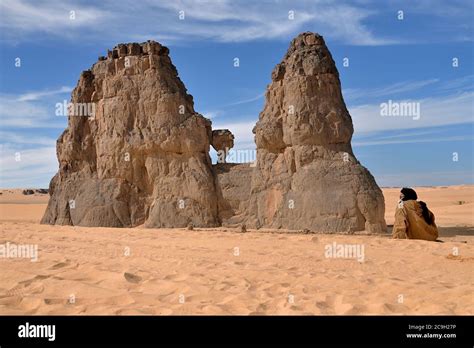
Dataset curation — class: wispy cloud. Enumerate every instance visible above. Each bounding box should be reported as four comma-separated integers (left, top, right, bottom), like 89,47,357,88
0,0,396,45
377,171,474,188
0,131,57,146
0,144,57,188
222,92,265,107
437,74,474,93
350,91,474,134
0,0,107,42
343,79,440,103
0,87,70,128
1,1,472,46
344,75,474,106
353,134,473,147
202,110,222,120
17,86,72,102
0,95,49,128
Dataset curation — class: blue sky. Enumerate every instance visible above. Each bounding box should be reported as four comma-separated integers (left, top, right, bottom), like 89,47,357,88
0,0,473,188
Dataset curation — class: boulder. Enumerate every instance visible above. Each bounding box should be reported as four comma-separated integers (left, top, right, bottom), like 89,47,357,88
211,129,234,163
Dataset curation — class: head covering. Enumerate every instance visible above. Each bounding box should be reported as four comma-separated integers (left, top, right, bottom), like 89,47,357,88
400,187,434,225
401,187,417,201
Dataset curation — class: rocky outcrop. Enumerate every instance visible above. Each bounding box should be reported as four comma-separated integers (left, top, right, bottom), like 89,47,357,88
213,163,253,226
42,34,386,233
246,32,386,233
41,41,219,228
23,189,48,195
211,129,234,163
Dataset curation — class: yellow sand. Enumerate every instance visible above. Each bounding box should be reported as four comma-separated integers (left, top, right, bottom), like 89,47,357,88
0,186,472,315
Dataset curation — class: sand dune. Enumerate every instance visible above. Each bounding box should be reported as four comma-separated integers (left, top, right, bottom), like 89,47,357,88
0,186,472,315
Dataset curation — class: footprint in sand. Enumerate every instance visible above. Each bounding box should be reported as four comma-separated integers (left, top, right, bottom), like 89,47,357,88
4,284,43,298
18,297,43,312
4,276,47,298
44,298,67,305
124,272,142,284
20,275,50,283
49,260,70,270
164,274,188,281
446,254,474,262
214,281,234,291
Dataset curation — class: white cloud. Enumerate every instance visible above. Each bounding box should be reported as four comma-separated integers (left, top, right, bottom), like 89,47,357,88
17,86,72,102
353,134,473,147
408,0,474,20
0,0,107,41
377,171,474,188
0,144,58,188
1,0,472,46
0,87,70,128
0,0,396,45
212,120,256,144
222,92,265,107
366,129,443,140
0,96,49,128
343,79,440,102
0,131,57,146
349,92,474,134
202,110,222,119
437,74,474,93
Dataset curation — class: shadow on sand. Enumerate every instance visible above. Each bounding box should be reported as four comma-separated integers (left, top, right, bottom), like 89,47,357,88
386,225,473,239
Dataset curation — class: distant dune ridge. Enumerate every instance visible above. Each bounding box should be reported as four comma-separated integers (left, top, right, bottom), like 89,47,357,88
40,32,385,233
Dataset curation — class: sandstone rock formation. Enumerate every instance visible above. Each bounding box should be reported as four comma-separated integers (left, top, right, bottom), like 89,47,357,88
211,129,234,163
246,32,386,233
42,34,386,233
213,163,253,226
41,41,219,228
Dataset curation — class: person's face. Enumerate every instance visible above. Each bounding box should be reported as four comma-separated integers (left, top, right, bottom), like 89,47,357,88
400,193,405,200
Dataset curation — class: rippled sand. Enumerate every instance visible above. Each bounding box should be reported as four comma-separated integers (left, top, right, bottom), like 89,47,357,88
0,186,472,314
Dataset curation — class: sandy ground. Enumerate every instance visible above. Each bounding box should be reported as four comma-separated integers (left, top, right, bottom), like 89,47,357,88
0,187,472,315
0,189,49,223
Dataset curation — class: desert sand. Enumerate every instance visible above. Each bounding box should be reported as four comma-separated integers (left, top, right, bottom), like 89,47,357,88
0,186,472,315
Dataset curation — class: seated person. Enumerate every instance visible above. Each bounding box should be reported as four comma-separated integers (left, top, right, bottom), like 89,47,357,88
392,187,438,241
